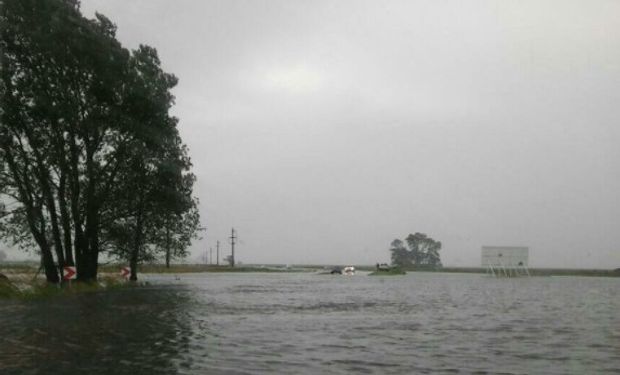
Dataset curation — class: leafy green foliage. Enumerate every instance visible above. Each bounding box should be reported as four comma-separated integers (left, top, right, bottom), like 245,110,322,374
390,233,442,269
0,0,200,282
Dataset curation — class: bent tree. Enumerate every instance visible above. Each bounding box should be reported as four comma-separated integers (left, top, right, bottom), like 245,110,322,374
0,0,200,282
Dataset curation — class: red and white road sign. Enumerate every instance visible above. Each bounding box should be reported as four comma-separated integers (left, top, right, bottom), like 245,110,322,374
120,266,131,279
63,266,77,280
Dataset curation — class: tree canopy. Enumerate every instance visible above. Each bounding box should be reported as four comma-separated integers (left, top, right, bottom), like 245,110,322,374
390,232,442,269
0,0,200,282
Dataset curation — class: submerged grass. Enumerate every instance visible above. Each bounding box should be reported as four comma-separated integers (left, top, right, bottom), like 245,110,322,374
101,264,298,274
0,281,20,298
369,268,407,276
2,261,617,300
416,267,620,277
0,274,143,300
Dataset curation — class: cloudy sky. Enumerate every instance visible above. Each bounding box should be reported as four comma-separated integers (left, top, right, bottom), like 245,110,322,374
77,0,620,268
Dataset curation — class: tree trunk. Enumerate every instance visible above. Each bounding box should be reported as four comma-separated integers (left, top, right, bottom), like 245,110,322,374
43,189,65,278
40,245,59,284
130,196,144,281
69,133,88,279
29,210,58,283
75,141,101,283
58,165,74,266
32,212,59,283
80,209,100,282
3,142,58,283
165,222,171,268
26,132,66,275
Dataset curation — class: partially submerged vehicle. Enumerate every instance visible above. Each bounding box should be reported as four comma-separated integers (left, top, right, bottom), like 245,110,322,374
376,263,391,271
329,266,355,275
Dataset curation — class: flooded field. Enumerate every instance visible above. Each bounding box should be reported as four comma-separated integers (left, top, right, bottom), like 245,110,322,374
1,272,619,374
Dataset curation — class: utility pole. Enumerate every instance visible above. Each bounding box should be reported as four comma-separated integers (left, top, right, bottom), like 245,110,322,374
209,247,213,265
197,226,207,265
216,240,220,266
230,228,236,267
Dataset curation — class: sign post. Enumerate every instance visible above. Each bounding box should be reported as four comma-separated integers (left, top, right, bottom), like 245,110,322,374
63,266,77,288
120,266,131,280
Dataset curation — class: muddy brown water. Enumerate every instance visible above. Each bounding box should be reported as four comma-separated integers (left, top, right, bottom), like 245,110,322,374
1,272,618,374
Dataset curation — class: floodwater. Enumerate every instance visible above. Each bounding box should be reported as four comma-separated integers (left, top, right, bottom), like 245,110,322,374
1,273,619,374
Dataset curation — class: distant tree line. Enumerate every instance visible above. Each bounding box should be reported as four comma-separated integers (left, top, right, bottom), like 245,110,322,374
390,232,442,269
0,0,200,283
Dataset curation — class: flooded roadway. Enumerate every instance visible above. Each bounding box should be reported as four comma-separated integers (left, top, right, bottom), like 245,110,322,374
1,272,619,374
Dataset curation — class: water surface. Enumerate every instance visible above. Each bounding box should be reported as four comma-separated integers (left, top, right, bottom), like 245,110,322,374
1,272,618,374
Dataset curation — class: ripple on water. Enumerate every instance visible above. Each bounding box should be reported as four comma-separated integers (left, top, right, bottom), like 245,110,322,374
0,274,618,374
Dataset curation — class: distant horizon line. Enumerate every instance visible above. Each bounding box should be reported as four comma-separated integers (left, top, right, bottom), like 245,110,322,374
2,260,617,271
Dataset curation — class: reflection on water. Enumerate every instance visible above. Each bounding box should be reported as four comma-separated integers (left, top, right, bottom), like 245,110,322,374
1,273,619,374
0,286,196,374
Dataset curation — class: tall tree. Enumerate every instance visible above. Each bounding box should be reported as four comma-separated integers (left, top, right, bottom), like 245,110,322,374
0,0,200,283
101,45,199,280
1,0,132,281
159,197,200,269
390,239,412,268
390,232,442,269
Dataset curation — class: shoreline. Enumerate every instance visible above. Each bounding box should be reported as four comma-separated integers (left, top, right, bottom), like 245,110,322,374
425,266,620,278
2,264,618,300
2,263,619,279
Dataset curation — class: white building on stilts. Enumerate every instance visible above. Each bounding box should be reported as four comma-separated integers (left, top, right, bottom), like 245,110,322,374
481,246,530,277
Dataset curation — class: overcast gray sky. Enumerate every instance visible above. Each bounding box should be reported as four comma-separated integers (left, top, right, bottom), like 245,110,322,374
76,0,620,268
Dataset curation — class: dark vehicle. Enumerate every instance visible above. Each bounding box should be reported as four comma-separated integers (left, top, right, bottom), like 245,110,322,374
376,263,391,271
